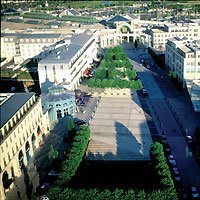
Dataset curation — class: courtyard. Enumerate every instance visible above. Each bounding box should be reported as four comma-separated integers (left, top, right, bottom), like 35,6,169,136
86,91,153,161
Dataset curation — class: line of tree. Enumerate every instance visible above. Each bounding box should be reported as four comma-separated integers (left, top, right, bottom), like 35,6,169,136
87,46,142,90
148,47,165,68
47,186,177,200
88,78,142,90
58,125,90,185
45,140,178,200
150,142,175,190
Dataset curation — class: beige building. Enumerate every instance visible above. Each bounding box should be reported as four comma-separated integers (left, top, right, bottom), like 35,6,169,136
0,93,50,200
149,22,200,51
38,29,97,92
165,37,200,112
1,32,65,65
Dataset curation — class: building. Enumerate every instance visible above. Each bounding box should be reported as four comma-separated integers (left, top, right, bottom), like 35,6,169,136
165,37,200,83
38,29,97,92
0,93,50,200
149,22,200,50
42,84,76,124
0,32,66,65
165,37,200,111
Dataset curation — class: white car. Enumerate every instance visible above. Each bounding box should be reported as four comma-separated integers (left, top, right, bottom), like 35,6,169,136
186,135,193,143
168,155,175,160
174,176,181,181
191,187,199,198
169,159,177,166
37,196,49,200
173,170,180,175
48,170,59,176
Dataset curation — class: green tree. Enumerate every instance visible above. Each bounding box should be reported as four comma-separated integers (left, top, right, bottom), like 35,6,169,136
66,116,74,132
50,145,59,159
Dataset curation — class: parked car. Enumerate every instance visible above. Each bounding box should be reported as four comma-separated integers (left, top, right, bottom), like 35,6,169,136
48,170,59,177
74,120,86,126
37,195,49,200
146,65,150,69
191,187,199,198
169,159,177,167
186,135,193,143
168,155,175,160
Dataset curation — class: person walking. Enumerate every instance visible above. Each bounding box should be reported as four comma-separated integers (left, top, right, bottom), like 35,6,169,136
17,190,21,199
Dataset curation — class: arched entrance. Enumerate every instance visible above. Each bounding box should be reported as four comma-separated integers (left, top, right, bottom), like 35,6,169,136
25,141,30,162
18,150,24,170
31,133,36,150
2,171,12,189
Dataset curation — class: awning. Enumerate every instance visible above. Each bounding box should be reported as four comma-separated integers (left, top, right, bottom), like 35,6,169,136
83,68,89,75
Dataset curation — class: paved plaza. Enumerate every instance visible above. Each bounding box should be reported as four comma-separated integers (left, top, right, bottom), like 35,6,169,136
86,92,153,161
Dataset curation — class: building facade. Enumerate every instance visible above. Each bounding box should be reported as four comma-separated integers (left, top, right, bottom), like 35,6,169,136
0,93,50,200
165,37,200,112
38,29,97,92
42,84,76,124
165,37,200,83
0,33,65,65
149,22,200,50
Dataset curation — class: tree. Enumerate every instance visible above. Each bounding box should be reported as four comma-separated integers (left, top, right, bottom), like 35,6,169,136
66,116,74,132
50,145,59,160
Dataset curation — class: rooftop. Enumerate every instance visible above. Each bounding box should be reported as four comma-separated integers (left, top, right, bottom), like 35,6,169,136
0,93,35,128
1,33,62,39
39,32,93,64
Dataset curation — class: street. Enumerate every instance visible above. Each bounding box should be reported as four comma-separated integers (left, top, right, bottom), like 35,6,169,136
125,48,200,191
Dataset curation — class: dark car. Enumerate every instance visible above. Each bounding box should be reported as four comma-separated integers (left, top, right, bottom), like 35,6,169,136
74,120,86,126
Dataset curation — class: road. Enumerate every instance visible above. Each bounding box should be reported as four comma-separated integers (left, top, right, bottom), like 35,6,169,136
125,48,200,192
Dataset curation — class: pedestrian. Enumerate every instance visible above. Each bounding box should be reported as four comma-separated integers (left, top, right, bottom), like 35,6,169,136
17,190,21,199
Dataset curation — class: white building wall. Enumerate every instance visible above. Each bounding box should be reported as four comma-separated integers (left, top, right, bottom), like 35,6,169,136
0,95,50,200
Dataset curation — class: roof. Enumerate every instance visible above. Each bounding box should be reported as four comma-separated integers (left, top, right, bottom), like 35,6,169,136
68,9,80,16
3,8,19,14
0,93,35,128
1,33,61,39
107,15,130,23
42,89,75,103
39,33,93,64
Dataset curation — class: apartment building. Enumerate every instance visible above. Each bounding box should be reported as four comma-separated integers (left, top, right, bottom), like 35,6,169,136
149,22,200,50
38,29,97,92
0,93,50,200
165,37,200,111
1,33,65,65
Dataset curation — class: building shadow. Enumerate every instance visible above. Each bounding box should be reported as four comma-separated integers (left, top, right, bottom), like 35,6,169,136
68,121,155,189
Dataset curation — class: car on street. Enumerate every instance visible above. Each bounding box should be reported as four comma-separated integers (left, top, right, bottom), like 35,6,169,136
169,159,177,167
48,170,59,177
168,155,175,160
173,170,180,175
146,65,150,69
190,187,199,198
186,135,193,143
74,120,86,126
37,195,49,200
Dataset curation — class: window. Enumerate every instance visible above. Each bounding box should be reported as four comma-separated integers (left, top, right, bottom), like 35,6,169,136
57,110,62,119
60,65,63,69
64,108,68,117
56,104,61,107
49,104,53,108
